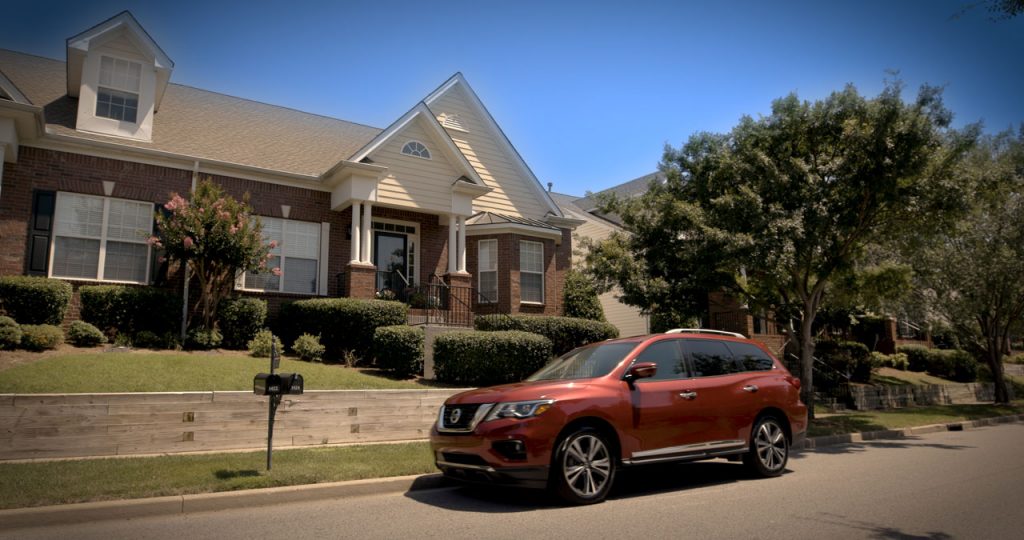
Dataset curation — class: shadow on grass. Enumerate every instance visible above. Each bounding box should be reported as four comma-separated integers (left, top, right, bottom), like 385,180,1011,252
214,469,262,480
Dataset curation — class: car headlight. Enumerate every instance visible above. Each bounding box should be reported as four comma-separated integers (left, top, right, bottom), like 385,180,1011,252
484,400,555,421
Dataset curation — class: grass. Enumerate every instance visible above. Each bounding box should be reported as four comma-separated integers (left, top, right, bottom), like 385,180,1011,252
0,351,446,393
0,442,435,510
869,367,955,387
808,402,1024,437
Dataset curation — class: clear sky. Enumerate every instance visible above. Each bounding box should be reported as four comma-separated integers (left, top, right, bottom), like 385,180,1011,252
2,1,1021,196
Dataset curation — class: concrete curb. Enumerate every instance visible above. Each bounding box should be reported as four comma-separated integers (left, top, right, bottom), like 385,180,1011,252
2,413,1021,531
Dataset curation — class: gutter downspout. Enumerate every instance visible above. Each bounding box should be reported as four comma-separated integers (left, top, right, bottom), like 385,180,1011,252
181,160,199,341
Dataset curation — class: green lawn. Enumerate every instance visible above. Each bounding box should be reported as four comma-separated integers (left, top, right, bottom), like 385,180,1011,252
869,367,956,386
808,402,1024,437
0,352,445,393
0,442,435,510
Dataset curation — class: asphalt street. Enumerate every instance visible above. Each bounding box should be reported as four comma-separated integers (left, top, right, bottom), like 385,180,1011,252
5,423,1023,539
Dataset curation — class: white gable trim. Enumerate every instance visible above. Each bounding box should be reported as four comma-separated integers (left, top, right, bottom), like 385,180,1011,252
348,102,484,186
66,11,173,70
424,73,563,217
0,72,30,105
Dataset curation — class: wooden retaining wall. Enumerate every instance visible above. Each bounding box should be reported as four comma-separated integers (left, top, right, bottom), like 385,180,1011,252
0,389,463,461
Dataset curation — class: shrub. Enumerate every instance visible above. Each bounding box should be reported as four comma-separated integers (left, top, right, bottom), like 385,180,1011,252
218,297,268,349
292,333,326,362
563,270,605,321
0,316,23,350
896,345,978,382
248,329,283,358
186,327,222,350
475,314,618,356
132,330,179,349
278,298,408,362
898,345,932,372
80,285,181,339
19,324,64,351
815,340,872,383
0,276,72,325
373,325,424,377
67,321,106,347
434,331,552,386
871,351,909,371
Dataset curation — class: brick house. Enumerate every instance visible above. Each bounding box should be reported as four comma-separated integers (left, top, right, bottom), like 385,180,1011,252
0,12,581,325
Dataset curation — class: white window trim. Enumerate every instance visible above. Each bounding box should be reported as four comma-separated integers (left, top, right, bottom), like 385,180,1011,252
478,239,498,304
371,217,419,286
519,240,544,305
95,54,142,125
48,192,153,285
400,140,432,160
239,216,322,296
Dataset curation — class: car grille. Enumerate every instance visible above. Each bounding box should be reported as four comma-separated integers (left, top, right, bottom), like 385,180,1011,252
441,404,481,431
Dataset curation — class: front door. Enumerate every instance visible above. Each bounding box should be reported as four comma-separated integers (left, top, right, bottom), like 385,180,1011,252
374,231,408,292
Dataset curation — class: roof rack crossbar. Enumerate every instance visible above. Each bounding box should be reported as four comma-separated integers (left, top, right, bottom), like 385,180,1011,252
664,328,745,338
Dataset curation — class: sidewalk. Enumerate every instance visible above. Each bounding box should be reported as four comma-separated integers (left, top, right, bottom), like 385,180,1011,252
1,413,1021,532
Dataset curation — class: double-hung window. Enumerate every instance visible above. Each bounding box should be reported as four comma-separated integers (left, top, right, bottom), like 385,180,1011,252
96,56,141,123
51,192,152,283
478,239,497,303
519,240,544,304
243,217,320,294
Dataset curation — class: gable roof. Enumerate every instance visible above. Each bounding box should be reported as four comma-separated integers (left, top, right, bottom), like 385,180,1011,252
571,171,665,226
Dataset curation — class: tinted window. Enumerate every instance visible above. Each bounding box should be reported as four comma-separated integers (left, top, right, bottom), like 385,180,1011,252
725,342,775,372
684,339,741,377
527,342,639,381
634,340,687,381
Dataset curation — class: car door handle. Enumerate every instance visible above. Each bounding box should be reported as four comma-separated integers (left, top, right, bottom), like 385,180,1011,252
679,391,697,400
742,385,759,393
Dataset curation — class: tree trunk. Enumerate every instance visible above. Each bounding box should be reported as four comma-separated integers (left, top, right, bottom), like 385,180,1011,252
798,310,816,419
987,348,1011,404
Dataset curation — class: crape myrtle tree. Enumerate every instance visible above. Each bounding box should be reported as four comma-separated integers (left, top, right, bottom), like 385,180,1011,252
915,131,1024,403
583,81,975,416
152,179,278,331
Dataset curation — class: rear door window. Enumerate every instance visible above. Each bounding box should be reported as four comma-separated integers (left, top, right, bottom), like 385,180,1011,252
634,339,688,381
724,342,775,372
683,339,742,377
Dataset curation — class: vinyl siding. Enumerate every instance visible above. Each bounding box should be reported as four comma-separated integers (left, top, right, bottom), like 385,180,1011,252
95,31,150,62
368,120,461,213
427,85,548,220
600,289,650,338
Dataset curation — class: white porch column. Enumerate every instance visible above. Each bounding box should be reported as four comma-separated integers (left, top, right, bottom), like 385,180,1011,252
457,215,467,272
448,214,457,274
361,202,373,264
350,201,361,263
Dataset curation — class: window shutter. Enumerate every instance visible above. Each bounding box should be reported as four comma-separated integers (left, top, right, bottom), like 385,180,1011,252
27,190,56,275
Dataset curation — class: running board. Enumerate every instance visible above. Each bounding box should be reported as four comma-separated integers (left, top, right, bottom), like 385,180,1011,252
623,446,747,466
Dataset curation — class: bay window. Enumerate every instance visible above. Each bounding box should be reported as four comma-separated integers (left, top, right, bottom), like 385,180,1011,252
519,240,544,304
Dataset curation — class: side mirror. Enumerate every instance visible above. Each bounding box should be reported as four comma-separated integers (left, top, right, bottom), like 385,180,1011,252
624,362,657,384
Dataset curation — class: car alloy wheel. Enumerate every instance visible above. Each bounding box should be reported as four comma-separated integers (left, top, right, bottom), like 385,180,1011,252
554,428,615,504
745,416,788,477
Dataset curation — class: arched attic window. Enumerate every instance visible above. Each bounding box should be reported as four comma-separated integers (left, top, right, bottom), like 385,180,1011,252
401,140,431,159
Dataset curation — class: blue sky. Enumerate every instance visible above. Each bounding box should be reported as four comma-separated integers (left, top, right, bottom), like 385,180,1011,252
2,1,1021,196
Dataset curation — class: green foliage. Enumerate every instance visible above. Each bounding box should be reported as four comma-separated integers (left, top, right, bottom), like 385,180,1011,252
898,345,933,372
0,276,72,325
433,331,552,386
815,340,872,383
279,298,408,362
871,351,909,371
19,324,64,351
896,345,978,382
247,329,282,358
474,314,618,356
292,333,325,362
155,179,275,330
218,297,267,349
79,286,181,340
373,325,424,377
0,316,23,350
67,321,106,347
649,310,700,334
131,330,179,350
562,270,605,321
186,327,222,350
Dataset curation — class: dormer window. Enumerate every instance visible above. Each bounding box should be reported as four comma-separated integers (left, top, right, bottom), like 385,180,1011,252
96,56,141,123
401,141,431,159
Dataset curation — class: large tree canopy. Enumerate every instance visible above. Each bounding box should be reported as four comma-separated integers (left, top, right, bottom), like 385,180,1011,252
584,81,975,414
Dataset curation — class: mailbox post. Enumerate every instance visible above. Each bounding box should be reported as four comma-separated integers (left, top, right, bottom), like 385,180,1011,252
253,341,303,471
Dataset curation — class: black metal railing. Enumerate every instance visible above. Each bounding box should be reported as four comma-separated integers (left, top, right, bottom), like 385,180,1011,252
787,352,853,410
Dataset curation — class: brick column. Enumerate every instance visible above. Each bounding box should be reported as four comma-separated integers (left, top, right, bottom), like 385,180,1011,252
346,262,377,299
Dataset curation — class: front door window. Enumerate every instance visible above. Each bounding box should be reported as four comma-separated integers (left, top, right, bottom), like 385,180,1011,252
375,231,408,292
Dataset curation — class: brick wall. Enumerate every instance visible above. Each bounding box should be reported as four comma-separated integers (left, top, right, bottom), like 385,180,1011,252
466,228,570,317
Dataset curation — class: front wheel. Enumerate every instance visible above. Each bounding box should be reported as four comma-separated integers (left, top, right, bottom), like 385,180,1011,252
551,427,616,505
743,416,788,477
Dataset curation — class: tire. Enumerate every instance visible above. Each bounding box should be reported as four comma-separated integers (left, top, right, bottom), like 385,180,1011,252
743,416,788,477
551,427,616,505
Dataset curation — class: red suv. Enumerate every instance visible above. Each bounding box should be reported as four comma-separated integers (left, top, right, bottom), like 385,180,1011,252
430,329,807,504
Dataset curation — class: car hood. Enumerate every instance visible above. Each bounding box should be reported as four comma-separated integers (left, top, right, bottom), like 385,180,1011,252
446,380,591,404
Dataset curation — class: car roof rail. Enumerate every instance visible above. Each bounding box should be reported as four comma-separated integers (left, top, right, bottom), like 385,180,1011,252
664,328,745,338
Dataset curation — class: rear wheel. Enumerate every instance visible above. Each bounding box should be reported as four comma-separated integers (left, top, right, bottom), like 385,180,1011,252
551,427,615,504
743,416,788,477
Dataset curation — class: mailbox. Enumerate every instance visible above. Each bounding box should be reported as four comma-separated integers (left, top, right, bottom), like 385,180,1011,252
254,373,304,395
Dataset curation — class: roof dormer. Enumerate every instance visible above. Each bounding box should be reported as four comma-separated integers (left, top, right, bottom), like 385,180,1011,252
66,11,173,141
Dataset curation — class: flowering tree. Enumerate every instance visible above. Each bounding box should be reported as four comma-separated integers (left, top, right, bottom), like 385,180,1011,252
153,179,278,331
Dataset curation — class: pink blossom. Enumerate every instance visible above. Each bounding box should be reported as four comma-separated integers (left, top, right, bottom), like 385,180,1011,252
259,260,267,269
229,226,238,234
271,267,282,277
164,194,188,212
157,256,167,263
146,236,162,248
268,240,278,249
265,253,274,260
218,211,231,220
183,236,194,249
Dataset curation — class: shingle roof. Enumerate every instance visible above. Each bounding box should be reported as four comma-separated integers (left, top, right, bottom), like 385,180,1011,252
573,171,664,212
0,49,382,177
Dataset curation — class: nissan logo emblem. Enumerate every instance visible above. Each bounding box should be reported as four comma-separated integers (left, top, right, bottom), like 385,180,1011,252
448,408,462,424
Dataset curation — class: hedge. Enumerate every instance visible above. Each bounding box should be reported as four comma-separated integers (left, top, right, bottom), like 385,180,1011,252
815,340,872,383
870,351,909,371
433,330,553,386
80,286,181,340
67,321,106,347
218,297,267,349
0,316,22,349
373,325,424,377
278,298,408,362
897,345,978,382
474,314,618,356
19,324,64,351
0,276,72,325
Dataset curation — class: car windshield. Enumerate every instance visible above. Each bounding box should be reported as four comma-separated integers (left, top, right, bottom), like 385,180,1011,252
526,342,640,381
